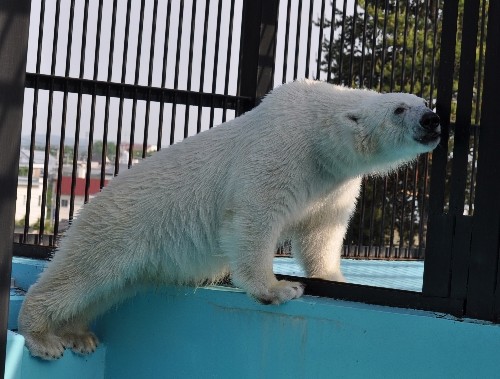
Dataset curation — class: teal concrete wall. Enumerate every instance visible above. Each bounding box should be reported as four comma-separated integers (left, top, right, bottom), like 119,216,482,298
95,286,500,379
8,259,500,378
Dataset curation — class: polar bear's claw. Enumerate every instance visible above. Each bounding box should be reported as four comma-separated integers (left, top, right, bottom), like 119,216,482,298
24,332,65,360
61,331,99,355
256,280,305,305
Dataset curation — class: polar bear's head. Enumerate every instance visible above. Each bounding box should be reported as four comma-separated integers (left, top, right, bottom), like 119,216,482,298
343,91,441,170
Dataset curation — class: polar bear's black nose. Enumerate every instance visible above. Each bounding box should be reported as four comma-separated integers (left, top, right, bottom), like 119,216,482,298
420,112,440,130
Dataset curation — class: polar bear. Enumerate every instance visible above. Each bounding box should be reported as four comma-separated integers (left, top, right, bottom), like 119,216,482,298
18,80,440,360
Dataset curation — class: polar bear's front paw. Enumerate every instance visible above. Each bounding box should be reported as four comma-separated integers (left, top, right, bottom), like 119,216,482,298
256,280,305,305
61,330,99,355
24,332,65,360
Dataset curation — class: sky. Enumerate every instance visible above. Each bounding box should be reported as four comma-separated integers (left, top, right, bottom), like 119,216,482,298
21,0,356,150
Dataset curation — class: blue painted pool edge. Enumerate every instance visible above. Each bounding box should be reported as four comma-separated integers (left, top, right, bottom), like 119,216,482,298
8,258,500,378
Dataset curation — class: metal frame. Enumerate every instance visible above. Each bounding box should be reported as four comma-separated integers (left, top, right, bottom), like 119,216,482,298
0,1,32,374
3,1,500,371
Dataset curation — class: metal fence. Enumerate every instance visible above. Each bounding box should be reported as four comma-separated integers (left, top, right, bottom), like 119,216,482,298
3,0,500,373
14,0,485,261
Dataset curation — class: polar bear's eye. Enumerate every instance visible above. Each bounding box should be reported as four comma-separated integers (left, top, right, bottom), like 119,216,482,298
394,107,406,115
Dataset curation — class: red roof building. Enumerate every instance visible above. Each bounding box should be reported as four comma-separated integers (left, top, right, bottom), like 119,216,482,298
59,177,108,197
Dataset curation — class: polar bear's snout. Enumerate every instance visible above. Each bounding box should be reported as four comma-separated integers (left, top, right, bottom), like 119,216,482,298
419,111,440,131
414,110,440,145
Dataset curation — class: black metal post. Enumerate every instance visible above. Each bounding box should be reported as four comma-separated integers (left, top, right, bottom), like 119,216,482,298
0,0,32,375
467,0,500,321
237,0,279,115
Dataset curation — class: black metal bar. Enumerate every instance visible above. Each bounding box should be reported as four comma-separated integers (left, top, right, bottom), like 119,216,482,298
359,0,369,87
222,0,235,123
69,0,90,220
0,1,31,374
23,0,46,243
378,0,389,92
338,0,348,84
169,0,183,144
389,0,399,91
53,0,76,240
422,0,459,296
209,0,221,129
409,0,419,93
38,0,61,243
468,0,487,215
101,0,118,187
448,0,480,216
282,0,292,84
197,0,210,133
305,0,313,79
183,0,196,135
467,0,500,321
348,0,359,86
326,0,336,82
85,0,104,201
368,0,379,89
316,0,326,80
114,0,132,176
399,0,410,91
157,0,172,150
142,0,158,159
293,0,302,80
128,0,146,168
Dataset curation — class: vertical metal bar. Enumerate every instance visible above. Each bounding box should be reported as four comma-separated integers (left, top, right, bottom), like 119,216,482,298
448,0,480,216
0,0,32,373
469,0,500,321
183,0,196,134
144,0,159,157
101,0,118,187
69,0,90,221
338,0,348,84
348,0,359,86
39,0,62,243
197,0,210,133
305,0,314,79
359,0,370,87
54,0,76,240
115,0,132,176
389,0,400,91
316,0,326,80
469,0,487,214
399,0,411,92
128,0,146,168
157,0,172,150
208,0,221,129
24,0,46,242
378,0,389,92
409,0,419,93
419,0,430,97
368,177,377,257
293,0,302,80
388,173,398,257
85,0,104,202
282,0,292,84
428,0,440,106
222,0,235,122
237,0,278,109
170,0,184,142
422,0,459,296
326,0,336,82
368,0,379,89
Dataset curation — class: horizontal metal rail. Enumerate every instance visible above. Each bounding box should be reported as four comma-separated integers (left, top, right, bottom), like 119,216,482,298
24,72,255,110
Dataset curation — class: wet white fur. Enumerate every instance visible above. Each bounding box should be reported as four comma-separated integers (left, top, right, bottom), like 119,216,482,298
18,80,440,359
